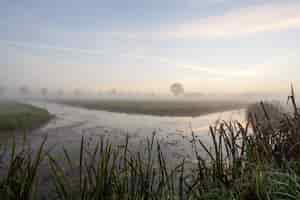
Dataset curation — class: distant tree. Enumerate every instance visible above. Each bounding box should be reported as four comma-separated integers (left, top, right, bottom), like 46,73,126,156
111,89,117,95
73,89,81,96
0,86,5,96
170,83,184,96
19,86,30,96
41,88,48,97
57,89,64,97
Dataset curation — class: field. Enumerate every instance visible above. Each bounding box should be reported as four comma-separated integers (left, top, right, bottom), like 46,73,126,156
0,101,52,131
55,99,248,117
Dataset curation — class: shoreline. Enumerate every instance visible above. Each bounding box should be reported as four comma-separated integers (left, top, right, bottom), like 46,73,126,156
52,99,248,117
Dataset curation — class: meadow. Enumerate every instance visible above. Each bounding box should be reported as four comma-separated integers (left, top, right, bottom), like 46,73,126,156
54,99,247,117
0,102,51,131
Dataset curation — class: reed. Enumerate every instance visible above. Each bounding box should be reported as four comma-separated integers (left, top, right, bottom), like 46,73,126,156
0,136,47,200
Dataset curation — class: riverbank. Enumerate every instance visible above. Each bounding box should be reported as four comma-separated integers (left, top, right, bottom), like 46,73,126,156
53,99,248,117
0,101,52,132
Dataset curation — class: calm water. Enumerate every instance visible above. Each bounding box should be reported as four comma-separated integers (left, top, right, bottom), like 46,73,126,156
10,101,246,162
0,100,246,196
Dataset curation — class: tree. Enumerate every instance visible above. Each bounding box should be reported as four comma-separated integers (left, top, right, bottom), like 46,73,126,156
110,89,117,95
73,89,81,96
170,83,184,96
20,86,30,96
57,89,64,97
41,88,48,97
0,86,5,96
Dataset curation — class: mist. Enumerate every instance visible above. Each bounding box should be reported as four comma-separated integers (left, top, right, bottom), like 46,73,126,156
2,1,300,199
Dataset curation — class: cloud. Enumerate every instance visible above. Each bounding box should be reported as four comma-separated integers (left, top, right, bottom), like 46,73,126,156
0,39,107,56
0,39,269,79
159,2,300,39
179,65,257,78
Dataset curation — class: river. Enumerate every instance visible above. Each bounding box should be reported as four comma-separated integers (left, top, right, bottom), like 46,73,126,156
8,101,246,162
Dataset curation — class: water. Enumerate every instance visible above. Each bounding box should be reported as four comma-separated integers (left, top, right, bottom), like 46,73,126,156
12,101,246,162
0,100,246,196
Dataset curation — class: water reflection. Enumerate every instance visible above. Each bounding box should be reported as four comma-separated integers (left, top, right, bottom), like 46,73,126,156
18,101,246,161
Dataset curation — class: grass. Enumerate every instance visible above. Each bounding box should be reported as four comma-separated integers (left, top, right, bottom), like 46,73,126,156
1,87,300,199
0,102,52,131
54,99,247,117
0,137,47,200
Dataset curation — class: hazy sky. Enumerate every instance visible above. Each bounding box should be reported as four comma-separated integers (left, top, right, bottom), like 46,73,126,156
1,0,300,94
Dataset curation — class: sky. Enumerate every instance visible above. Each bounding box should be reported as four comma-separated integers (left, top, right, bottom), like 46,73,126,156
1,0,300,95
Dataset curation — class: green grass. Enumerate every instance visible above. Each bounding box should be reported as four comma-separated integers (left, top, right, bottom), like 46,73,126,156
55,99,247,117
0,102,52,131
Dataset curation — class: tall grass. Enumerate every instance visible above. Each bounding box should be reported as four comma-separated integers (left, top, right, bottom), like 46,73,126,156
0,136,47,200
47,134,185,200
1,87,300,199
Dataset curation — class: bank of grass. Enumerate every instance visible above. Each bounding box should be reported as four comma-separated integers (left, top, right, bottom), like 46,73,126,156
0,102,51,131
55,99,247,117
2,89,300,199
